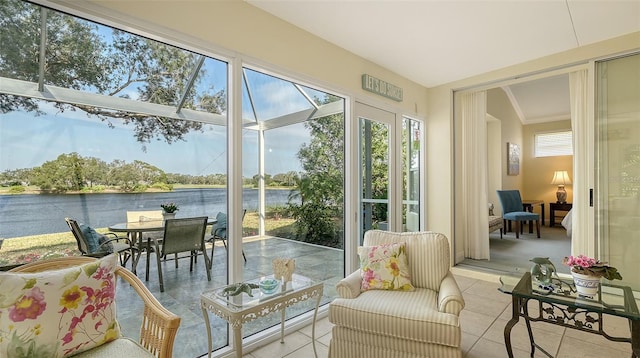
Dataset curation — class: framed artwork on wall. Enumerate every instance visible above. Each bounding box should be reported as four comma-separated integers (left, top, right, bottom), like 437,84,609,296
507,142,520,176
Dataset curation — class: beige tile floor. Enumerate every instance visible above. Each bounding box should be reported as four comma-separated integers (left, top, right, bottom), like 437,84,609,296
243,270,635,358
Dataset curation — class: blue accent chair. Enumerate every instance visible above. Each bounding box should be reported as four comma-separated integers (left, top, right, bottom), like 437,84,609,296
496,190,540,239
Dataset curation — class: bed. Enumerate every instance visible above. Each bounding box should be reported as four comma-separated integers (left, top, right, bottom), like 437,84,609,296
561,208,572,237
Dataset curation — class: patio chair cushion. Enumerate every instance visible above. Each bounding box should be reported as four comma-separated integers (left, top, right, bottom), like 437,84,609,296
211,212,227,237
79,224,114,254
0,254,121,357
358,242,414,291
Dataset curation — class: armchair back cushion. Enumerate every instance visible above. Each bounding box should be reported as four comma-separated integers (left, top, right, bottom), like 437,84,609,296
363,230,450,291
0,254,120,357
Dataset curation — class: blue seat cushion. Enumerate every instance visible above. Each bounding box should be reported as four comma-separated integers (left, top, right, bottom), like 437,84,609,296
211,212,227,238
503,211,539,221
79,224,114,253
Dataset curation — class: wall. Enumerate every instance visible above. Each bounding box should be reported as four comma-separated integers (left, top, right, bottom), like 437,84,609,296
487,88,523,195
523,120,573,224
486,117,501,215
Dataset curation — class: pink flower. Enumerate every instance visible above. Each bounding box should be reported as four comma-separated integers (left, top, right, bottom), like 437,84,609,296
9,287,47,322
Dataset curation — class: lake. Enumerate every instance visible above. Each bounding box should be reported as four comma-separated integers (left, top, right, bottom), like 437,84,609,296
0,188,295,239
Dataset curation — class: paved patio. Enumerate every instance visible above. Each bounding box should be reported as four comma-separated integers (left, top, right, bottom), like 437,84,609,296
115,236,343,358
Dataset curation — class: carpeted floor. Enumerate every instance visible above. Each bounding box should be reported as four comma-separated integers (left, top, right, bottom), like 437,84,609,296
460,223,572,275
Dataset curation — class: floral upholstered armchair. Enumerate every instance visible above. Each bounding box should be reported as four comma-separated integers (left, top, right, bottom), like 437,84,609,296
328,230,465,358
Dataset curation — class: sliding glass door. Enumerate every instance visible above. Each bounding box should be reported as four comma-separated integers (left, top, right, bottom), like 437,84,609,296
596,52,640,290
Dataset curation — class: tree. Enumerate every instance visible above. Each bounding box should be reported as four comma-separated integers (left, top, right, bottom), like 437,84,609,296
31,153,84,192
0,0,226,150
289,96,345,246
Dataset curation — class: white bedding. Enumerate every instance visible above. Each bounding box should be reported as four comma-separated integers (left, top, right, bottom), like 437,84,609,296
561,208,572,237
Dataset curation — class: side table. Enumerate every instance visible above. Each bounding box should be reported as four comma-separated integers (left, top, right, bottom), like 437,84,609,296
549,202,572,227
200,274,323,357
499,272,640,357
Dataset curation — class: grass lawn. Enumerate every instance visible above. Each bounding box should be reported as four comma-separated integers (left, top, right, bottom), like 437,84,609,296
0,212,297,268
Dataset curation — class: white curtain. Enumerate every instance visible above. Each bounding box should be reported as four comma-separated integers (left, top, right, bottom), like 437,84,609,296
461,91,490,259
569,69,593,257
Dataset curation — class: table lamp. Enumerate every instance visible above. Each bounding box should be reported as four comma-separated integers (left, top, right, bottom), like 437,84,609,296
550,170,571,203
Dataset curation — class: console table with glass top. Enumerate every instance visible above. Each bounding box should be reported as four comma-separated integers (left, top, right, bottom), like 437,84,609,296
499,272,640,358
200,274,323,358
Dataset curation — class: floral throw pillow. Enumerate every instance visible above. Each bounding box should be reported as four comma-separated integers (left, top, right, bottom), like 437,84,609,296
358,242,415,291
0,254,121,357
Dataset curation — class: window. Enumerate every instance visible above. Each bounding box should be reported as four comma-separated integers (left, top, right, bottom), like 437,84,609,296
535,131,573,157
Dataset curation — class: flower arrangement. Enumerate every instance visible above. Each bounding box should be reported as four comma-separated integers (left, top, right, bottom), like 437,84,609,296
563,255,622,281
160,202,179,213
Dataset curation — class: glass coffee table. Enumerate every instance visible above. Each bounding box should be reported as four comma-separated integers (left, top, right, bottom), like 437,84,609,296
499,272,640,357
200,274,323,357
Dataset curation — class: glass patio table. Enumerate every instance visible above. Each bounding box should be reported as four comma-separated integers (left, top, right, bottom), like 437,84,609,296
499,271,640,357
200,274,323,357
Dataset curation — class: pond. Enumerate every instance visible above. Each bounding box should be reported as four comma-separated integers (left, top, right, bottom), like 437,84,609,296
0,188,294,239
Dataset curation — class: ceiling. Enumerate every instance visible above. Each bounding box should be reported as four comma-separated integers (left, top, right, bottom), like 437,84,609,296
247,0,640,124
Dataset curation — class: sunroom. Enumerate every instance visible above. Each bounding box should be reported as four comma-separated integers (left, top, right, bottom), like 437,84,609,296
0,1,424,356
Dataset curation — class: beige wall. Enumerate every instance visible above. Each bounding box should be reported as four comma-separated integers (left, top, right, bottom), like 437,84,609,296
487,88,523,194
523,120,573,221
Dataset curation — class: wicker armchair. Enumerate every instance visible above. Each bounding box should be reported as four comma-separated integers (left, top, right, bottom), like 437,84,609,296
9,257,180,358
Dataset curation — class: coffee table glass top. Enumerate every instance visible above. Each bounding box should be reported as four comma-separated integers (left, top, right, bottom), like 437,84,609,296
500,272,640,320
201,273,316,310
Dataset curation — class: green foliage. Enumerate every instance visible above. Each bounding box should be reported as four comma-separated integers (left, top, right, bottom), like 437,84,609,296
151,182,173,191
8,185,25,193
289,202,338,247
288,107,345,246
132,183,148,192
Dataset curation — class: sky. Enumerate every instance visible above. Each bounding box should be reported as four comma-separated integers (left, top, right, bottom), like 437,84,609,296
0,103,309,177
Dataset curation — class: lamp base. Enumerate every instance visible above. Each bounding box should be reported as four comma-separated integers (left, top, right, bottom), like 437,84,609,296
556,186,567,204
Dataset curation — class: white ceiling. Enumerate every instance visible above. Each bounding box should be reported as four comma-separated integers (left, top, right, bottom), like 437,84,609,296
247,0,640,123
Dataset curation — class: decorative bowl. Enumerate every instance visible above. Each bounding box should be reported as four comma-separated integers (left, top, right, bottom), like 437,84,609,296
259,278,280,294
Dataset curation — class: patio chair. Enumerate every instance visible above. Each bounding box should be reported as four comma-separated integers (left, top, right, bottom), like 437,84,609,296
65,217,135,270
8,256,180,358
496,190,540,239
208,210,247,266
150,216,211,292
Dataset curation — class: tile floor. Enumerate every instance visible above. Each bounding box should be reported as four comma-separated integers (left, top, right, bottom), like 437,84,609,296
243,269,635,358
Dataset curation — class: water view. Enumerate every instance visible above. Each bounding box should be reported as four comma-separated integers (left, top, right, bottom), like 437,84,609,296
0,188,294,239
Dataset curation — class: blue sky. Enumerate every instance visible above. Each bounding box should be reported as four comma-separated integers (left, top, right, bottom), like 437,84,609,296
0,104,308,177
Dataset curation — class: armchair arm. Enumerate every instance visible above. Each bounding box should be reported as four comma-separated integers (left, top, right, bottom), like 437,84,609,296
116,266,180,358
437,271,465,315
335,269,363,299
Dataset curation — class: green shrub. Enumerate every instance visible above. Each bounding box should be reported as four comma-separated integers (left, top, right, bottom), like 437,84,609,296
8,185,25,193
151,182,173,191
132,183,148,192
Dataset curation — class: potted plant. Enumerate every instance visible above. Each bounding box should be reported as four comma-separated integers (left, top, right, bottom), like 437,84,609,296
160,202,179,220
563,255,622,298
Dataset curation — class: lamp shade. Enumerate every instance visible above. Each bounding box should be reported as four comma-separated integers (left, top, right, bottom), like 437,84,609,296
550,171,571,186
